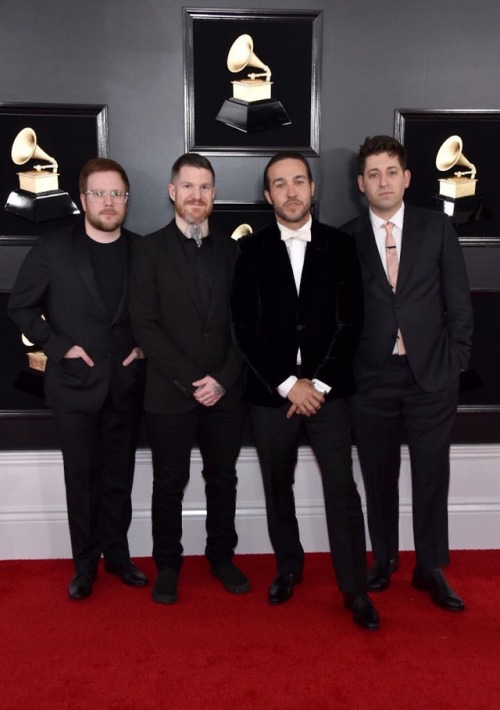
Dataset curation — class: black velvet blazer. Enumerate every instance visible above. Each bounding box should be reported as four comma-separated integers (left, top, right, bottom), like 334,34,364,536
230,218,363,407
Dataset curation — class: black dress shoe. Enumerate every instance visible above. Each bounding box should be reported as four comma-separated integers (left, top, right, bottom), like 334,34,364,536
268,570,303,605
104,560,148,587
343,592,380,630
152,569,178,604
412,567,465,611
211,561,250,594
68,571,96,601
367,558,399,592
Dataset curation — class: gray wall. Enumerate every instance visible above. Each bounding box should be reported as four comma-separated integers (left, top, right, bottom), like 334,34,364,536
1,0,499,235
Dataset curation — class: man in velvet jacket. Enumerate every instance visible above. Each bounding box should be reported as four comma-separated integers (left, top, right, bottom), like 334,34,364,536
8,158,147,600
129,153,248,605
231,151,379,630
342,135,473,612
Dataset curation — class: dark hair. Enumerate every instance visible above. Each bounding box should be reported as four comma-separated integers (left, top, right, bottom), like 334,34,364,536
263,151,313,191
170,153,215,184
79,157,129,193
358,135,407,175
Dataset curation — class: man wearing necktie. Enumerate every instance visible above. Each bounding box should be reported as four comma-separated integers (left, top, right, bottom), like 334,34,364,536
130,153,249,604
342,135,473,612
231,151,379,630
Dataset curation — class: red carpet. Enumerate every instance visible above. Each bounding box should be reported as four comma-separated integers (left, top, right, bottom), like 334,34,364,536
1,551,499,709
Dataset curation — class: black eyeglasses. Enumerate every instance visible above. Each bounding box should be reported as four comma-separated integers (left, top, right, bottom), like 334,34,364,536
85,190,129,204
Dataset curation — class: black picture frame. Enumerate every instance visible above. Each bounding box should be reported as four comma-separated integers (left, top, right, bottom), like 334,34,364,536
394,109,500,244
0,104,108,448
183,8,322,156
0,102,108,245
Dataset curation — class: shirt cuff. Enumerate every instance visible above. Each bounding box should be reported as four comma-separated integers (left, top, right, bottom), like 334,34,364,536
277,376,298,398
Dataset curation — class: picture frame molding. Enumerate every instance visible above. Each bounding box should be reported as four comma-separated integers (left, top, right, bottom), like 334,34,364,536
183,7,323,156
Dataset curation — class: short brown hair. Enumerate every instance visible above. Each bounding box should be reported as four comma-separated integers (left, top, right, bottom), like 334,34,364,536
358,135,407,175
79,158,130,193
170,153,215,184
263,151,313,191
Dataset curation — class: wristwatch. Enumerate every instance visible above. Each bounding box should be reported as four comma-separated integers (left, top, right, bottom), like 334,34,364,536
312,380,329,395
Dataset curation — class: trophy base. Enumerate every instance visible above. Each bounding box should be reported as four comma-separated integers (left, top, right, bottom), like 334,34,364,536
431,195,491,225
216,98,291,133
4,189,80,223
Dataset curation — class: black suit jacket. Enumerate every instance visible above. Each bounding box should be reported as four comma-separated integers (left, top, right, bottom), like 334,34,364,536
7,222,145,413
342,204,473,394
230,218,363,407
129,219,244,414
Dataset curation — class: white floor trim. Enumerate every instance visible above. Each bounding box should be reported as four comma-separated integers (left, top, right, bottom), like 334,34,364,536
1,445,499,560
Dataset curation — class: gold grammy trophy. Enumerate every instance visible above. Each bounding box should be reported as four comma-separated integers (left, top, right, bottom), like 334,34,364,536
432,134,489,224
436,135,477,199
230,223,252,240
216,34,291,133
4,127,80,222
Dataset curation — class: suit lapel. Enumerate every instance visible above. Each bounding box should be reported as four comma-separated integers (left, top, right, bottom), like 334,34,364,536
110,232,130,325
162,223,205,319
354,213,393,294
397,205,424,292
269,223,299,298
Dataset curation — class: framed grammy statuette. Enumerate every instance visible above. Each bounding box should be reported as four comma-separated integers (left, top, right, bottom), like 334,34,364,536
0,102,108,245
394,109,500,422
394,109,500,244
0,103,108,448
183,8,322,156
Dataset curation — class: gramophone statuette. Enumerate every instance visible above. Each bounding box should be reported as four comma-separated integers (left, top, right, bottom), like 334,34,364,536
436,135,477,199
216,34,291,133
4,126,80,222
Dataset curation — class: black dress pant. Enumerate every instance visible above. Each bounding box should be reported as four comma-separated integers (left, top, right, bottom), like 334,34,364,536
351,355,459,569
250,398,367,594
53,401,141,575
146,403,246,573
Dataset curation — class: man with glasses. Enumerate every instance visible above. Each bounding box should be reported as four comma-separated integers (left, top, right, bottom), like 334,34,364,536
8,158,148,601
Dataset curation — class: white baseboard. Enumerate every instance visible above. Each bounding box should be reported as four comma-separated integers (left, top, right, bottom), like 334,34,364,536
1,445,499,560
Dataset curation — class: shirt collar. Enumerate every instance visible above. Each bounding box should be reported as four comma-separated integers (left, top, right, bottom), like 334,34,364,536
277,216,312,241
369,203,405,234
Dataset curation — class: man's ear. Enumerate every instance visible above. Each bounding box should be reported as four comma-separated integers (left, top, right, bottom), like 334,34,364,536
357,175,366,194
264,190,272,206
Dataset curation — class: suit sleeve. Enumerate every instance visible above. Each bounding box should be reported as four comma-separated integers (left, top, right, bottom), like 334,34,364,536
7,238,74,363
441,217,473,369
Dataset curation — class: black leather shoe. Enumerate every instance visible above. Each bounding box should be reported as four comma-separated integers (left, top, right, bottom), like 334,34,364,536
367,558,399,592
412,567,465,611
152,569,178,604
268,571,303,605
211,561,250,594
68,571,96,601
104,560,148,587
343,592,380,630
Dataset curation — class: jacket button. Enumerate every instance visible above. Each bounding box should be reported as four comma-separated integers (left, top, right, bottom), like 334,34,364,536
297,324,305,331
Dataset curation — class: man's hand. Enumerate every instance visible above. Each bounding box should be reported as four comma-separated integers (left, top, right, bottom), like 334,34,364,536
122,346,145,367
192,375,226,407
63,345,94,367
286,379,324,419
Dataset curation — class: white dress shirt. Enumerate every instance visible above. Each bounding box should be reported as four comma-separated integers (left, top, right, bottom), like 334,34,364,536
275,218,331,398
